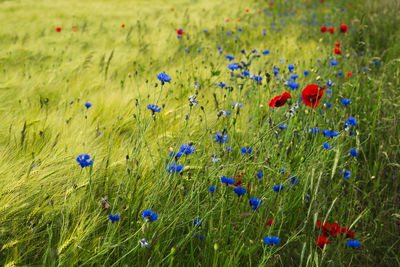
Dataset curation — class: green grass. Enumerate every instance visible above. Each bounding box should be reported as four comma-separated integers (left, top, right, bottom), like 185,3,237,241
0,0,399,265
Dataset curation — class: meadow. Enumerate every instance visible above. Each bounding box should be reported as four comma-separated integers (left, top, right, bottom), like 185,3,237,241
0,0,399,266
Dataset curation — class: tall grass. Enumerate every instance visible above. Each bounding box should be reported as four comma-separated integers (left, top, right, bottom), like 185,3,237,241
0,0,399,265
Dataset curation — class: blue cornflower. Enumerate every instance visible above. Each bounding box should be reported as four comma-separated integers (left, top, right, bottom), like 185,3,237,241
194,233,204,240
142,209,158,222
211,154,220,163
194,219,203,227
202,29,207,33
326,89,332,97
323,143,334,150
76,154,94,168
253,76,263,83
225,55,235,61
240,49,246,54
350,131,355,136
209,186,215,193
326,80,334,87
257,172,263,179
291,74,299,80
169,151,183,159
232,102,243,108
288,175,299,186
264,236,280,245
278,124,287,130
214,130,228,144
249,197,262,210
288,82,299,90
225,146,232,152
337,71,343,76
281,168,286,174
180,144,195,155
309,127,320,134
330,61,338,66
347,240,360,247
346,117,357,126
228,63,239,71
147,104,161,113
374,61,379,66
85,102,92,109
157,72,171,84
242,70,250,77
221,176,235,185
341,169,352,179
234,186,246,196
341,98,351,105
238,28,243,32
325,102,331,108
304,71,309,76
273,185,285,192
109,213,120,222
262,50,270,55
165,162,184,173
288,64,295,71
322,130,339,138
241,147,252,154
218,82,226,88
350,149,358,157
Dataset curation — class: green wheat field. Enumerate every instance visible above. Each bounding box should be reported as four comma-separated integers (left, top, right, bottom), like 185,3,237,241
0,0,399,266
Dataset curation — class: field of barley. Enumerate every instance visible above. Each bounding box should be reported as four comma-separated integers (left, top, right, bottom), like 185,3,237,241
0,0,399,266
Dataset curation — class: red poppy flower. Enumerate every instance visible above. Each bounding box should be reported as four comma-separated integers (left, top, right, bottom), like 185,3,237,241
317,221,330,236
302,84,324,108
257,10,261,14
55,27,62,32
315,236,330,248
225,18,230,22
266,219,274,226
72,26,77,32
176,28,184,35
328,27,335,34
320,26,327,33
268,91,292,108
340,24,348,33
346,72,352,78
334,48,341,55
121,24,125,28
335,42,341,47
330,223,341,237
245,8,249,12
170,7,174,11
340,227,355,239
269,2,274,7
